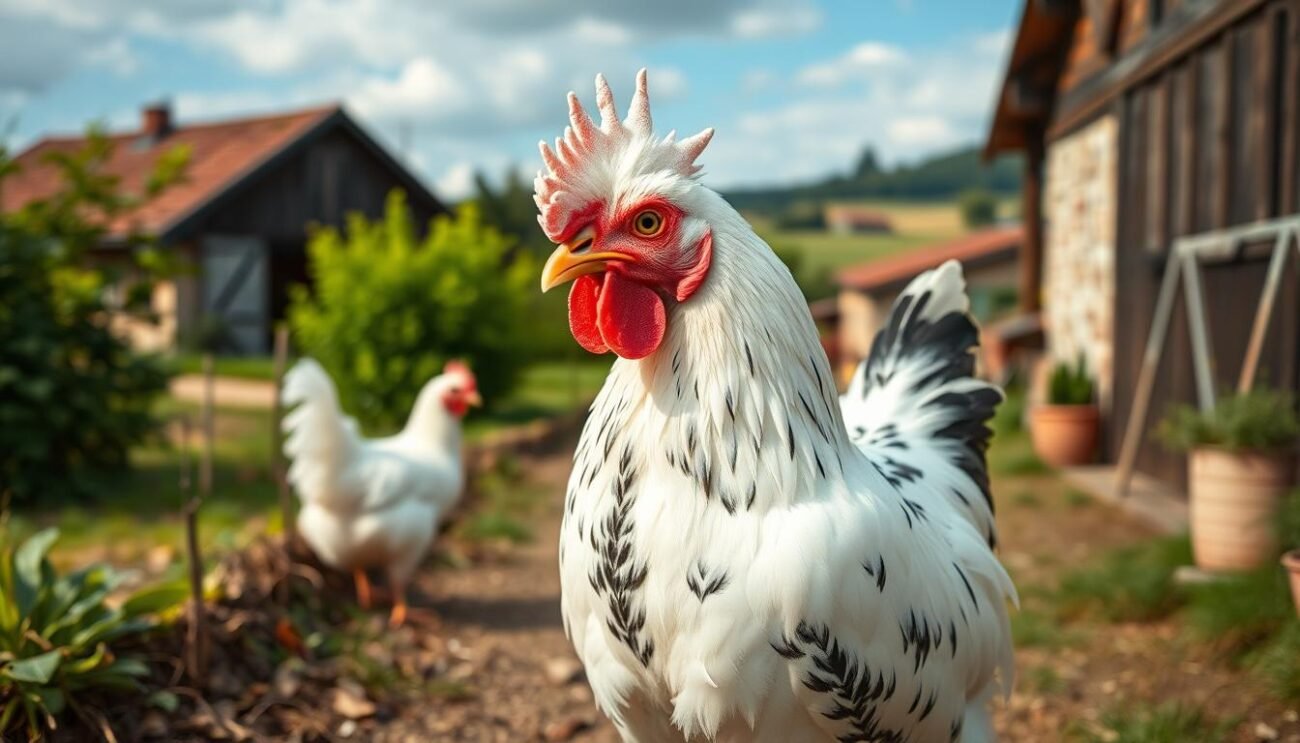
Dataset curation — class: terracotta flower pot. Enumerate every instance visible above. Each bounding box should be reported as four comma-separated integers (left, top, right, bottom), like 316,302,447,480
1029,404,1099,467
1282,550,1300,619
1188,447,1296,573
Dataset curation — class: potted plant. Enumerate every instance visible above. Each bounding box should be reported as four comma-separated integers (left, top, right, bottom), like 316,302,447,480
1159,388,1300,573
1279,491,1300,618
1030,356,1099,467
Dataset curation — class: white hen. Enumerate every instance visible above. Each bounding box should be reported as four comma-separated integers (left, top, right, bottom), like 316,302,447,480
281,358,480,626
536,72,1016,742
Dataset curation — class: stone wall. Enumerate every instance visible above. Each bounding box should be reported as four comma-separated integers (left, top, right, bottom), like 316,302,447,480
1043,114,1118,407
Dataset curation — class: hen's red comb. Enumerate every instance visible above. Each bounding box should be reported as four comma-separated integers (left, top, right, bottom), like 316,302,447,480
534,69,714,242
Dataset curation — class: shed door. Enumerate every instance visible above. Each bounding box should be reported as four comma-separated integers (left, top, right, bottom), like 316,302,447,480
202,236,269,354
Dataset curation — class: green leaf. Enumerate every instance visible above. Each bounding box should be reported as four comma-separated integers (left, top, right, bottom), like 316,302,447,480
30,686,64,716
147,690,179,713
14,528,58,591
3,649,61,683
61,643,107,675
120,579,189,618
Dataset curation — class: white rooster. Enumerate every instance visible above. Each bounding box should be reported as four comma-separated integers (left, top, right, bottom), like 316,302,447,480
281,358,481,626
536,71,1016,741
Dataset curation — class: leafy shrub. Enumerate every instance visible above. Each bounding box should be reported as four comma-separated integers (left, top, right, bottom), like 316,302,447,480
0,529,187,739
958,188,998,228
0,135,180,503
1157,387,1299,452
1047,356,1094,406
289,193,533,430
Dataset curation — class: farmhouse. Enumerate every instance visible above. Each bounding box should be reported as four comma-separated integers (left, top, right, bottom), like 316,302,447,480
823,204,893,234
834,225,1023,381
1,103,445,354
987,0,1300,490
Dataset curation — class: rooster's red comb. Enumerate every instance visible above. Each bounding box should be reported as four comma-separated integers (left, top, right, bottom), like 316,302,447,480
534,69,714,242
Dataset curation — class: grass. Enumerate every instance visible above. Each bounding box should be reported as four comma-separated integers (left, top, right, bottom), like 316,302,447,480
1075,702,1238,743
1055,536,1192,623
170,352,280,381
464,359,610,439
7,359,611,566
456,458,546,545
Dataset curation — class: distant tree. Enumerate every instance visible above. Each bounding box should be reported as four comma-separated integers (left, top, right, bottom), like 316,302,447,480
959,188,998,228
853,146,882,180
471,166,550,258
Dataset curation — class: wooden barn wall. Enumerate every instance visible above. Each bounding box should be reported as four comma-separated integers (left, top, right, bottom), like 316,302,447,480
192,129,442,243
1110,1,1300,488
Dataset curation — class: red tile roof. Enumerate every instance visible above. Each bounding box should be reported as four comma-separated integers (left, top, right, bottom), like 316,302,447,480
835,224,1023,292
1,105,339,239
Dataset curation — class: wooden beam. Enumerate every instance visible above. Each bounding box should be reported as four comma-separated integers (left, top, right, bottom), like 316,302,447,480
1020,135,1045,313
1007,74,1053,116
1216,38,1234,230
1034,0,1077,17
1047,0,1271,143
1281,3,1300,213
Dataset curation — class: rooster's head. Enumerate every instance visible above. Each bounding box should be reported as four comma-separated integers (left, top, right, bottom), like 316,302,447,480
536,70,715,360
435,360,481,417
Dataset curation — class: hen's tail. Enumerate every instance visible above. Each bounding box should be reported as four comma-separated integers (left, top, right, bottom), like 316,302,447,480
840,260,1002,546
281,358,363,508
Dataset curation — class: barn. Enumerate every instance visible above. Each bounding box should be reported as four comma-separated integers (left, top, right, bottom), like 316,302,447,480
987,0,1300,491
1,103,446,354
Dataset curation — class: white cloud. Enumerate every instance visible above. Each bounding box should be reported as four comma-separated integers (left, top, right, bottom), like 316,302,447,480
795,42,906,88
435,161,478,201
705,31,1011,188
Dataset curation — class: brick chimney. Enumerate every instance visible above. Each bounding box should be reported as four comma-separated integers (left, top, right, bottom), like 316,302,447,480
141,102,172,141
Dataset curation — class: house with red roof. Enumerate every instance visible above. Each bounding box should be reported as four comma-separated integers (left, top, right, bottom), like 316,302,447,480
1,102,446,353
833,225,1023,381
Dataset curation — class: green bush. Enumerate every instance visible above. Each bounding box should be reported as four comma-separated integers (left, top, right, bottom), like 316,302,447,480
958,188,998,229
0,529,187,739
0,134,180,503
1047,356,1094,406
1157,387,1299,452
289,193,533,431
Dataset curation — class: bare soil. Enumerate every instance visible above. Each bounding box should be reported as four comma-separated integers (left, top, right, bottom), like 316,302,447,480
49,436,1300,742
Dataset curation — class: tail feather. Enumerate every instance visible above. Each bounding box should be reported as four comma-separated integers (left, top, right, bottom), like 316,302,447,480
841,260,1002,546
281,358,363,506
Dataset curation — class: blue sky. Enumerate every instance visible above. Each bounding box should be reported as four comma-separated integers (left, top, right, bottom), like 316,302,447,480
0,0,1019,199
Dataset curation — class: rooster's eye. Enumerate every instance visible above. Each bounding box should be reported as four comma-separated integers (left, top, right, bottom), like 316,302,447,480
631,209,664,237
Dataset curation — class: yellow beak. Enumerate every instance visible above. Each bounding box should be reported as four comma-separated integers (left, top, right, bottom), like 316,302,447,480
540,226,627,292
465,390,483,408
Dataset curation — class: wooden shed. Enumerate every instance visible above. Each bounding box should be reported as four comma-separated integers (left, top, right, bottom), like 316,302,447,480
1,103,446,354
987,0,1300,490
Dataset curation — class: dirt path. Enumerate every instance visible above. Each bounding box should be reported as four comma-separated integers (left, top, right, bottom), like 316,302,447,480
351,440,1299,743
379,451,619,743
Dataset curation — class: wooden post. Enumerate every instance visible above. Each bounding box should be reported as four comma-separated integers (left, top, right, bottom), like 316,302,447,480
200,354,215,498
1181,253,1216,412
271,325,293,544
1239,228,1297,392
179,417,210,683
1115,248,1183,495
1020,135,1045,313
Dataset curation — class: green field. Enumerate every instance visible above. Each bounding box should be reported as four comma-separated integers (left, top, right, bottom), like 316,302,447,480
754,198,1015,280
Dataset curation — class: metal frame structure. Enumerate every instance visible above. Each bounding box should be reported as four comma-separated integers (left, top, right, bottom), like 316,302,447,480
1115,215,1300,495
